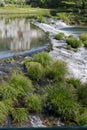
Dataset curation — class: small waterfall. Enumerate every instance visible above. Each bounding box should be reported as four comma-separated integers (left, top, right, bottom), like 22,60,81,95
55,20,70,29
29,115,46,127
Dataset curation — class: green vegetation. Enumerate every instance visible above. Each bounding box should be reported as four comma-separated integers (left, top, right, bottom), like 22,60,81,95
55,33,65,40
46,61,67,82
12,108,28,123
46,83,79,120
33,51,53,67
25,94,42,113
66,35,82,48
79,33,87,42
66,45,72,50
77,83,87,107
25,61,44,81
0,52,87,126
83,41,87,47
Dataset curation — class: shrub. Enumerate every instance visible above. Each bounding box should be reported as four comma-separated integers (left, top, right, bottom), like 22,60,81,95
83,41,87,47
12,108,28,123
46,61,67,81
26,62,44,81
10,74,34,95
25,94,42,113
55,33,65,40
46,83,79,120
79,33,87,42
77,84,87,107
33,52,53,67
66,36,82,48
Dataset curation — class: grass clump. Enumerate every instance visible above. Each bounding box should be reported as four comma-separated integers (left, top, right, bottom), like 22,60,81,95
25,62,44,81
10,74,34,95
33,52,53,67
83,41,87,47
79,33,87,42
77,83,87,107
47,61,67,82
25,94,42,113
66,45,72,50
12,108,28,123
75,109,87,126
0,84,18,100
55,33,65,40
66,35,82,48
67,78,81,89
46,83,79,120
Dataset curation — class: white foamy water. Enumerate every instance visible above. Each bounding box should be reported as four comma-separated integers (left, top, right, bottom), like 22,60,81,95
33,20,87,83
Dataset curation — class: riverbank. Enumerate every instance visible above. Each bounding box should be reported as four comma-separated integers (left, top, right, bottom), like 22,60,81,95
33,19,87,83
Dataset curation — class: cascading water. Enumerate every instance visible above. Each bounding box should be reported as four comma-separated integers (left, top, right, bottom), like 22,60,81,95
34,19,87,83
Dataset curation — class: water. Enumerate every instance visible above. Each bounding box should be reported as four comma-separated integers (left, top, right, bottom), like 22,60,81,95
59,26,87,37
0,18,49,59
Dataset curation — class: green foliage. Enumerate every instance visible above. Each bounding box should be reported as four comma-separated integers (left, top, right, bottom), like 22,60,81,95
83,40,87,47
46,83,79,120
67,78,81,89
0,84,18,100
25,94,42,113
75,109,87,126
12,108,28,122
56,13,70,24
46,61,67,81
0,101,8,124
33,52,53,67
36,16,46,23
25,61,44,81
55,33,65,40
79,33,87,42
77,84,87,107
10,74,34,95
66,35,82,48
66,45,72,50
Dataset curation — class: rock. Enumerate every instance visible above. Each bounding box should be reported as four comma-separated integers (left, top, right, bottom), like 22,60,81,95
29,115,46,127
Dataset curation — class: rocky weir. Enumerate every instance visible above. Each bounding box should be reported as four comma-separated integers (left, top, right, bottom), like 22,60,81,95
33,19,87,83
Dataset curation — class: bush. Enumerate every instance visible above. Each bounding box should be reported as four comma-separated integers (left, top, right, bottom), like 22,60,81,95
46,61,67,81
77,84,87,107
55,33,65,40
79,33,87,42
25,94,42,113
25,62,44,81
12,108,28,123
10,74,34,95
83,41,87,47
46,83,79,120
66,36,82,48
33,52,53,67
